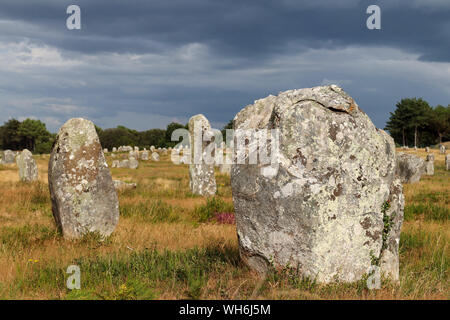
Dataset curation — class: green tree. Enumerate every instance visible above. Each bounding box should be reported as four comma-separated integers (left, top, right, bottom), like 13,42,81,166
221,119,233,144
429,105,450,144
94,124,103,137
17,119,50,152
385,98,432,147
98,126,139,149
139,129,166,148
165,122,186,147
1,119,23,150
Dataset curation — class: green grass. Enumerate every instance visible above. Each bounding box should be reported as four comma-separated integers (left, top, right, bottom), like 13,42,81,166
119,200,179,223
192,196,235,223
404,203,449,221
399,226,448,297
14,244,240,300
0,151,448,300
0,224,58,252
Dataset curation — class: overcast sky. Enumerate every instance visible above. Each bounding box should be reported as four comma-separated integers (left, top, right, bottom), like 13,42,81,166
0,0,449,132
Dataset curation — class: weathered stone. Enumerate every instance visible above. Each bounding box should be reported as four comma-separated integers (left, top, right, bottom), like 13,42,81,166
111,160,119,168
171,150,181,165
379,179,404,281
188,114,217,196
48,118,119,239
150,146,155,152
1,150,15,164
134,146,139,152
425,147,429,153
151,152,160,161
141,150,149,160
129,150,139,159
424,154,434,176
424,160,434,176
104,148,108,153
113,180,137,190
446,154,450,171
118,159,129,168
180,149,190,164
112,147,117,153
128,157,139,169
231,85,403,283
440,144,446,154
16,149,38,182
396,153,425,183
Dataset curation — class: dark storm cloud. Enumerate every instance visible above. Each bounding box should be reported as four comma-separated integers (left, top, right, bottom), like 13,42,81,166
0,0,448,62
0,0,449,132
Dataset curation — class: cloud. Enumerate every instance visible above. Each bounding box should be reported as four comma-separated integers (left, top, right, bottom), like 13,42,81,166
0,0,448,133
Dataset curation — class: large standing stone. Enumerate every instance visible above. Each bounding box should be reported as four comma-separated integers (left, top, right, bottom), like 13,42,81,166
446,154,450,171
1,150,15,164
16,149,38,182
231,85,404,283
424,154,434,176
48,118,119,239
188,114,217,196
396,153,425,183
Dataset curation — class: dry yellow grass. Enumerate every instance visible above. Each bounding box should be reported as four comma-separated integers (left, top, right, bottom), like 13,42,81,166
0,149,448,300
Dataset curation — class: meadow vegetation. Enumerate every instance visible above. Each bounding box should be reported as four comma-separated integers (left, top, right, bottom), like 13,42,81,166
0,149,447,299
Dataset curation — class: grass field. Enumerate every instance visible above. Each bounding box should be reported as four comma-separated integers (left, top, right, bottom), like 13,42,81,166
0,148,448,300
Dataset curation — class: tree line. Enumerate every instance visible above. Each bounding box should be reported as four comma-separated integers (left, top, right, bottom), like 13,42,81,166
95,122,187,150
384,98,449,147
0,119,54,154
0,119,189,154
1,98,448,154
